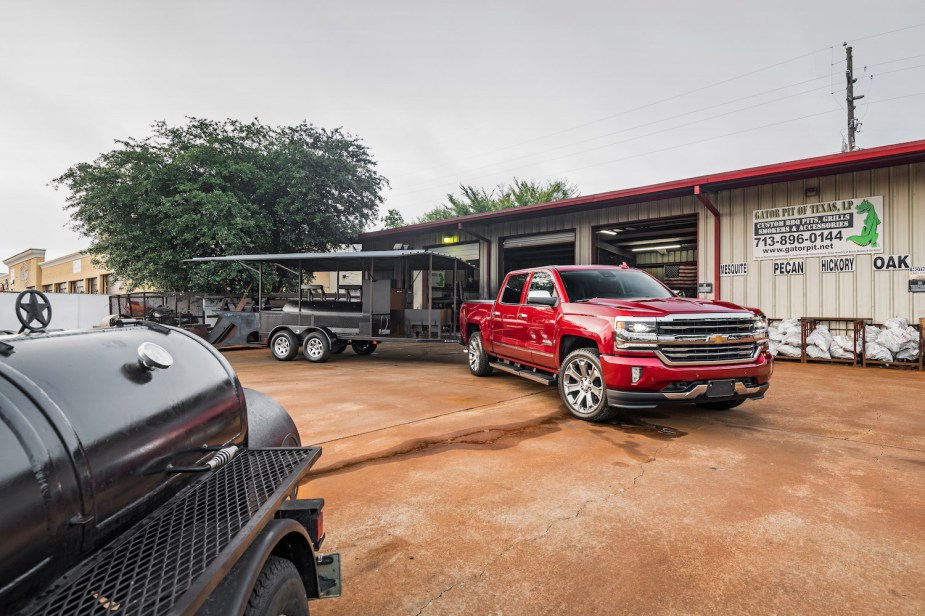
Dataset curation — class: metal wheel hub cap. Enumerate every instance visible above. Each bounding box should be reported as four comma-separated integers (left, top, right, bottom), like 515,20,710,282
275,338,290,354
307,339,323,357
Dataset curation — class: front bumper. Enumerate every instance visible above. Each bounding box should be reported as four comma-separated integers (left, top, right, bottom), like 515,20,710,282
600,351,773,409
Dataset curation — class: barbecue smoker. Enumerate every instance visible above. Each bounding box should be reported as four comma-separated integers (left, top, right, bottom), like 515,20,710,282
0,290,341,616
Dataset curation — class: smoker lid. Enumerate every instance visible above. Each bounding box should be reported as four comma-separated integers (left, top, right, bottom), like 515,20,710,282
186,249,475,271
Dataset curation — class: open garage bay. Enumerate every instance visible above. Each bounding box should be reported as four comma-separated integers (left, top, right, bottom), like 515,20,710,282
227,345,925,615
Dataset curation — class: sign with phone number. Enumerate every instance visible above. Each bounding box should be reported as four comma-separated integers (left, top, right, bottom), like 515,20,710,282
752,196,884,260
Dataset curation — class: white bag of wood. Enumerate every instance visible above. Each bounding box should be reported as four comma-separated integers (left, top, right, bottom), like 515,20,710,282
857,325,881,350
806,325,833,352
806,344,831,359
777,344,801,357
884,317,908,330
829,335,856,359
782,329,802,346
769,340,779,356
778,318,800,333
864,341,893,362
896,326,920,360
768,326,785,342
876,328,909,354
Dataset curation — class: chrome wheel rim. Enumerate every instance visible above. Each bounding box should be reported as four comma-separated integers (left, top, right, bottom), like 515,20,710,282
306,337,324,359
468,337,481,371
562,357,604,415
274,336,291,356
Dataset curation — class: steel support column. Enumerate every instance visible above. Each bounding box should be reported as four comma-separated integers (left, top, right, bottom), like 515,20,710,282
694,185,721,300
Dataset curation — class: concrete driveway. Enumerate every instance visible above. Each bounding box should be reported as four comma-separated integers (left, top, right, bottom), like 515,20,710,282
227,344,925,615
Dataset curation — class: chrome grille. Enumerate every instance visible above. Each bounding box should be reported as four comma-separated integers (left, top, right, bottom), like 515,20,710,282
657,318,755,338
658,342,758,364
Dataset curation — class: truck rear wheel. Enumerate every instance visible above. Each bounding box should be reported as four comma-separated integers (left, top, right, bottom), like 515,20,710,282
558,349,615,422
467,332,493,376
270,330,299,361
245,555,309,616
303,332,332,363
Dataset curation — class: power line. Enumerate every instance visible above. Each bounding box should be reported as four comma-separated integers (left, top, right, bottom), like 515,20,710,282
845,21,925,44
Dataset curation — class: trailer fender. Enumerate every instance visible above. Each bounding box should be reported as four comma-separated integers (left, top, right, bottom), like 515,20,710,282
194,518,319,616
244,388,301,447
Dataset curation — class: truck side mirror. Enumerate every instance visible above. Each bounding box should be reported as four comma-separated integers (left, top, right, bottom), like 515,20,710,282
672,290,685,297
527,290,557,306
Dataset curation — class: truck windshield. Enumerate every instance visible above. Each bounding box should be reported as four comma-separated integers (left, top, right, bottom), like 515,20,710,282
558,269,673,301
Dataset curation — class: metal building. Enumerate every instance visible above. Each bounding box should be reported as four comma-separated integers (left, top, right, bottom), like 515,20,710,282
360,140,925,323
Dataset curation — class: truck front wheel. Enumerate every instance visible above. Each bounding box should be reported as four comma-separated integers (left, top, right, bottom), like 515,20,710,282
558,349,615,422
245,556,309,616
467,332,493,376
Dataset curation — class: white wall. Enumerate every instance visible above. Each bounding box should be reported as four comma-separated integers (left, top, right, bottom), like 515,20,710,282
0,293,112,332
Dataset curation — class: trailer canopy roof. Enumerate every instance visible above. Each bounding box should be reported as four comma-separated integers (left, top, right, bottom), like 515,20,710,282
186,249,475,271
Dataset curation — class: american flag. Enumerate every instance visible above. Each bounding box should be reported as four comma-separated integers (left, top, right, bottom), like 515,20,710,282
664,263,697,287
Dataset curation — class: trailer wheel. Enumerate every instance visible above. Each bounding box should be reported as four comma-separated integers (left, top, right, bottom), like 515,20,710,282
245,556,309,616
303,332,332,363
467,332,493,376
558,349,616,422
351,341,377,355
331,340,348,354
270,330,299,361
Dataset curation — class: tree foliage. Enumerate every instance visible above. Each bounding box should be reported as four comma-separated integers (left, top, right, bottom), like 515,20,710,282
381,208,406,229
53,118,387,292
418,177,579,223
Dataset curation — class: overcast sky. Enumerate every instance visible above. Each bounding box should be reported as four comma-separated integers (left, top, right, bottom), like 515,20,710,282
2,0,924,265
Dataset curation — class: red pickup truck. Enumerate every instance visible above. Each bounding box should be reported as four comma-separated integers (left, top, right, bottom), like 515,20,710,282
459,265,771,422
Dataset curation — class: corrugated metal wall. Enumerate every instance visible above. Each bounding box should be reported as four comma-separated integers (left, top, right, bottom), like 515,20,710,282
717,162,924,322
367,162,923,323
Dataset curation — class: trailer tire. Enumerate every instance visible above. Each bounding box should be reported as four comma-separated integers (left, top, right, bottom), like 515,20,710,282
467,332,493,376
270,330,299,361
331,340,348,354
245,556,309,616
558,348,615,422
351,341,377,355
303,331,332,363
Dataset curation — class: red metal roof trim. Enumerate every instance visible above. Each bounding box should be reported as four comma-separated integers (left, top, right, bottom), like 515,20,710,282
362,138,925,238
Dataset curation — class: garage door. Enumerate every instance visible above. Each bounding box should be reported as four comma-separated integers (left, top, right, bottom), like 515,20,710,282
502,231,576,273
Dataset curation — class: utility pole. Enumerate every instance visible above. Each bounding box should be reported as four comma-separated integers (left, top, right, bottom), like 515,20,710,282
844,43,864,151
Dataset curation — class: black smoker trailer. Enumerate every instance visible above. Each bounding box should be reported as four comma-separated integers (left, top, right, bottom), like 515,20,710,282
187,250,475,362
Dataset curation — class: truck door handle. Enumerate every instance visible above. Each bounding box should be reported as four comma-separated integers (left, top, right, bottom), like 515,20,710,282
493,311,501,316
517,313,528,319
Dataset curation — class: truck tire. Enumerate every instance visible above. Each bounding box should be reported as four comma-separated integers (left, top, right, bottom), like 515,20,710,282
270,330,299,361
331,340,348,354
303,331,332,363
245,556,309,616
695,399,745,411
351,341,377,355
467,332,493,376
558,348,615,422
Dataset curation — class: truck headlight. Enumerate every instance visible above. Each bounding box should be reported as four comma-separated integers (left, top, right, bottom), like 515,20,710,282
614,317,658,349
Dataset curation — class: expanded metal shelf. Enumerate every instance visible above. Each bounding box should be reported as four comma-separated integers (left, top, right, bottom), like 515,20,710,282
21,447,320,616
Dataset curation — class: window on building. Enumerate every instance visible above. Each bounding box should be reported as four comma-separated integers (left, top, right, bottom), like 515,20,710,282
56,282,67,293
70,280,84,294
103,274,123,294
88,277,99,294
43,285,53,293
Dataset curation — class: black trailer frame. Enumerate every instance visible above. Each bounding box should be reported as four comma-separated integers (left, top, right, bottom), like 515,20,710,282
187,250,474,359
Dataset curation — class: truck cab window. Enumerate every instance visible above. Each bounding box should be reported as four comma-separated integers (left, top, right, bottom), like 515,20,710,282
500,273,529,304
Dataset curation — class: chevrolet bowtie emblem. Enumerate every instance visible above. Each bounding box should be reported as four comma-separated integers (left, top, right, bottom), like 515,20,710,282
707,334,729,343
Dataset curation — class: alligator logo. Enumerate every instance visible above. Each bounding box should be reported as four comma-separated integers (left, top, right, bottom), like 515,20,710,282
847,199,880,248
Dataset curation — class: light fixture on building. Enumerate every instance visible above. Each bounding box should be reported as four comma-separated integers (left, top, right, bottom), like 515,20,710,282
599,229,618,236
631,244,682,252
805,186,819,198
442,235,457,244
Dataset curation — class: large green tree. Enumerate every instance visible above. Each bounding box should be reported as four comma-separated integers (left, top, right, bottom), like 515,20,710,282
53,118,387,292
418,177,578,223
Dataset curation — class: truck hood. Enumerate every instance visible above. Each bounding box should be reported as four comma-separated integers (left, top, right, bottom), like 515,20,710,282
580,297,754,317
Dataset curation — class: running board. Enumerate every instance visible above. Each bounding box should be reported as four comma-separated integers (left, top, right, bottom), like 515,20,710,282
489,361,557,386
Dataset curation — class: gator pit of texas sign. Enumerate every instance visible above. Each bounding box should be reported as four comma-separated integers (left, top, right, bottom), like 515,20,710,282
752,196,884,260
